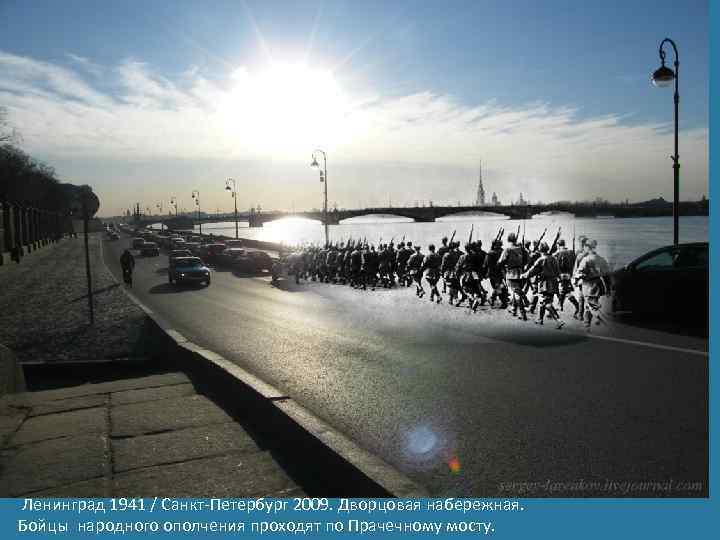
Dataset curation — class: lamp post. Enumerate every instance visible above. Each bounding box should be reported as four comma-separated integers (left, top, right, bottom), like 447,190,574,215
225,178,238,239
170,197,178,217
156,202,164,231
310,149,328,246
651,37,680,246
191,190,202,236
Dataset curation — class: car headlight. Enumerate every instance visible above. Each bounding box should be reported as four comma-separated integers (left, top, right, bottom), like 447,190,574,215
180,273,185,277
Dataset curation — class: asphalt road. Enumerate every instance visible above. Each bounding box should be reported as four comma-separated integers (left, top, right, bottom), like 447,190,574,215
104,237,708,497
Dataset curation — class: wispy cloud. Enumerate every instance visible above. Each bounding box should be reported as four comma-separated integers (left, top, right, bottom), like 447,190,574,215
0,50,708,211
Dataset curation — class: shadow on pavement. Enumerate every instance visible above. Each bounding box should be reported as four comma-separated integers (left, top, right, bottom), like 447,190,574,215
232,269,272,279
70,283,120,302
148,283,198,294
270,279,304,293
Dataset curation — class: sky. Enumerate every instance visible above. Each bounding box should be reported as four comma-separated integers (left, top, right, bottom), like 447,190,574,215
0,0,709,217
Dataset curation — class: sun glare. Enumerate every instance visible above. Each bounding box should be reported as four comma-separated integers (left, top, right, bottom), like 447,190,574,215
220,64,350,158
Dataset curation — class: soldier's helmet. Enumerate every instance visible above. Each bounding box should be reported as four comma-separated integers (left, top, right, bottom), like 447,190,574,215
414,245,421,251
587,239,598,250
578,235,588,246
557,239,566,247
539,242,550,253
507,232,517,243
492,240,502,250
465,242,472,252
428,244,436,251
442,236,448,243
407,241,413,248
398,242,405,248
475,240,482,248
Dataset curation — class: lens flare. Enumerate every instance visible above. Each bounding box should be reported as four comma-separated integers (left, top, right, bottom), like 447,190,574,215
448,456,462,474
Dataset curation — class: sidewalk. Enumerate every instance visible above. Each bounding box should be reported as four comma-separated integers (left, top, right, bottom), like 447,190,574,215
0,232,305,497
0,234,147,365
0,372,304,497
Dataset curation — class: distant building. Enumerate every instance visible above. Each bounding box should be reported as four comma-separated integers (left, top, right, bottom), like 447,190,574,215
475,161,485,206
517,192,526,206
491,192,500,206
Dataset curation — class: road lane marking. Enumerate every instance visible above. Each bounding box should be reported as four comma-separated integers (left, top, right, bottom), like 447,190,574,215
584,333,708,357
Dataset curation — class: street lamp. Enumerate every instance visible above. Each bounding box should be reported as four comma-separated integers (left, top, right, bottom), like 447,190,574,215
225,178,238,239
170,197,178,217
651,37,680,246
310,149,328,246
191,190,202,236
156,202,164,231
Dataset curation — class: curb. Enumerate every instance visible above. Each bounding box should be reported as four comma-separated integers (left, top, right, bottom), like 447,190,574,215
0,344,26,397
103,238,428,497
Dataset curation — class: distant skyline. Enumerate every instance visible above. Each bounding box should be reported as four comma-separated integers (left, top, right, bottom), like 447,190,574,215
0,0,709,217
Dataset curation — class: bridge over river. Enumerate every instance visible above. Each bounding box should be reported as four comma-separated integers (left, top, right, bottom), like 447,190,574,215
143,200,708,230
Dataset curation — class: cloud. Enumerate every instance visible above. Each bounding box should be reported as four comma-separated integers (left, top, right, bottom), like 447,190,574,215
0,50,708,212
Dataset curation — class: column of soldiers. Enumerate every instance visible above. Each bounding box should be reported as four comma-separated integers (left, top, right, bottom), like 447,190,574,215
284,228,610,329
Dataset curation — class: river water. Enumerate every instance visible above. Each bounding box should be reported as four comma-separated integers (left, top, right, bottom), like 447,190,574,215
152,214,708,270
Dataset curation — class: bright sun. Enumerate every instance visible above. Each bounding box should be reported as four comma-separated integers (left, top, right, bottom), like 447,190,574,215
220,64,350,158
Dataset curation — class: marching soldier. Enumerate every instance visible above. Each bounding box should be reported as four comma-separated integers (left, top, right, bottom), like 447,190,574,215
499,232,528,320
407,245,425,297
423,244,443,303
484,239,508,308
575,239,611,327
554,239,580,316
441,242,462,305
522,242,564,328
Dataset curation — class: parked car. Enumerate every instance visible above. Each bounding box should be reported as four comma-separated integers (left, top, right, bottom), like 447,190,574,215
131,237,145,249
109,232,120,240
170,238,187,249
168,257,211,286
217,248,246,267
140,242,160,256
244,250,275,272
225,239,244,249
232,249,276,273
198,243,226,263
611,242,708,323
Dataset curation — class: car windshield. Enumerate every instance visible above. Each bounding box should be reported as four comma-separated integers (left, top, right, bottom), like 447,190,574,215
176,259,203,268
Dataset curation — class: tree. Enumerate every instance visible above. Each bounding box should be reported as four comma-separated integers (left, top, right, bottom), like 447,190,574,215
0,107,21,145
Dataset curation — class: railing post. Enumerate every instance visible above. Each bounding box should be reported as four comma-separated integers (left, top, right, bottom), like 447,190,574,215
11,203,23,261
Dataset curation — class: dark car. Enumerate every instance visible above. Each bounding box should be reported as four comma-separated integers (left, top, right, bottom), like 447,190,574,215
234,249,276,273
140,242,160,256
108,232,120,240
168,249,193,267
611,242,708,322
168,257,211,286
217,247,246,267
198,243,226,263
131,237,145,249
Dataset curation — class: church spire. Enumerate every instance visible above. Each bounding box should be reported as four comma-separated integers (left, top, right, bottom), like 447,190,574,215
475,160,485,206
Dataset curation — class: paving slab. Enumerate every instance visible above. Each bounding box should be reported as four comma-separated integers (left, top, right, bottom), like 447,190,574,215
111,382,196,406
8,373,190,407
112,452,302,498
113,422,260,472
0,411,25,447
11,407,106,446
30,394,107,417
0,434,105,496
31,477,107,497
111,395,232,437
